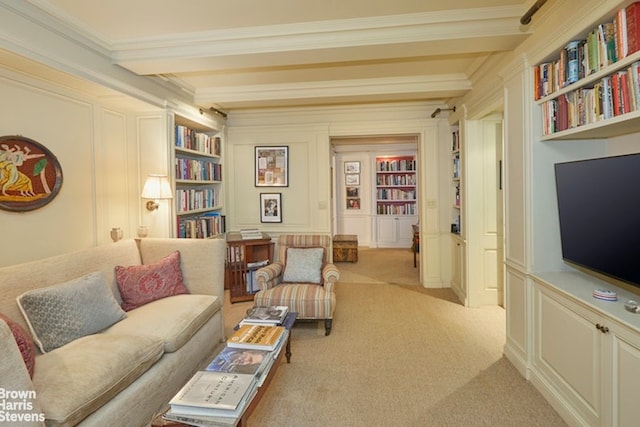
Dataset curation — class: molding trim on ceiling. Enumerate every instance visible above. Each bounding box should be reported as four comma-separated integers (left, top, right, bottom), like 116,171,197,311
194,74,471,103
111,6,530,71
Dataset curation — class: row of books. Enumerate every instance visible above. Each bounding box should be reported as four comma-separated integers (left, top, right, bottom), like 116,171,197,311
376,174,416,186
376,203,416,215
175,125,222,156
244,260,269,293
376,158,416,172
540,62,640,135
164,308,293,426
176,187,220,213
534,2,640,100
177,213,225,239
175,158,222,182
376,188,416,201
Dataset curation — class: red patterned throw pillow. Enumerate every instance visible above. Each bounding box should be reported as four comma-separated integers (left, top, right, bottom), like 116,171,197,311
115,251,188,311
0,313,36,378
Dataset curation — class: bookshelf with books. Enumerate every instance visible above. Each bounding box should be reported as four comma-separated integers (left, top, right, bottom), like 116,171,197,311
533,1,640,141
173,114,225,239
225,232,274,303
374,154,417,247
508,2,640,426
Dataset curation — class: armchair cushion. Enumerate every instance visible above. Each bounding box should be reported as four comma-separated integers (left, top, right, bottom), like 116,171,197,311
283,247,324,284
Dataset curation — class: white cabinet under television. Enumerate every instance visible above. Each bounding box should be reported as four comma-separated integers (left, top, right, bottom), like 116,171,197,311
532,272,640,427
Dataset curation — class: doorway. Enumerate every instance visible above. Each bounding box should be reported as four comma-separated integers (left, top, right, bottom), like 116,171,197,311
330,134,419,249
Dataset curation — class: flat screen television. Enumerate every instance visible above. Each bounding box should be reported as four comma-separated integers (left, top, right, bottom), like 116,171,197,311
554,153,640,289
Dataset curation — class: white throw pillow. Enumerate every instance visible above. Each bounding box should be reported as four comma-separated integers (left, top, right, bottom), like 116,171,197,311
17,271,126,353
282,247,324,284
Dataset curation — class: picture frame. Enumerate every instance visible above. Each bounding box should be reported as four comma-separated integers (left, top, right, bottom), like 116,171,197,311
346,197,360,210
260,193,282,223
344,161,360,174
255,146,288,187
345,174,360,185
0,135,64,212
346,186,359,197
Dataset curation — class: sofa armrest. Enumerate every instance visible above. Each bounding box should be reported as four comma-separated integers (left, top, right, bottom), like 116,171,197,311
0,320,45,425
255,262,284,291
322,263,340,293
136,238,225,297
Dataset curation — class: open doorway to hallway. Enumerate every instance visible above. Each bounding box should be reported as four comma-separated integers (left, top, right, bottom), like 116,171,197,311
330,134,419,249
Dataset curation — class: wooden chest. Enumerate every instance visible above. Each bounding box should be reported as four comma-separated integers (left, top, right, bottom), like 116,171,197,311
333,234,358,262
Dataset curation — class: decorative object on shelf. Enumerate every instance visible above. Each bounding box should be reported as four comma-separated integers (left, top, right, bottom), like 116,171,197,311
0,135,63,212
110,227,123,242
260,193,282,223
141,174,173,211
344,161,360,173
137,225,149,238
255,146,288,187
345,174,359,185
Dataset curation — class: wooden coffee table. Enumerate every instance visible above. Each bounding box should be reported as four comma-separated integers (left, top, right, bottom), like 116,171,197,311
157,313,296,427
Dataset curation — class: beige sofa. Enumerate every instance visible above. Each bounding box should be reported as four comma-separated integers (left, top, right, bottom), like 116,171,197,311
0,238,226,427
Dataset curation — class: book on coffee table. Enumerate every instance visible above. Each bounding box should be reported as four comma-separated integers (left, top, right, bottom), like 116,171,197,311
205,346,272,377
169,371,257,418
227,324,286,351
240,305,289,325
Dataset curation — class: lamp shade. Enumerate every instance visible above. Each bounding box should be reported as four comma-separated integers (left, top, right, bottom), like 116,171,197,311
141,174,172,200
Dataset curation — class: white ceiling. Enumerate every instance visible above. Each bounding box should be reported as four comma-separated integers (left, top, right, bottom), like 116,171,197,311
16,0,537,111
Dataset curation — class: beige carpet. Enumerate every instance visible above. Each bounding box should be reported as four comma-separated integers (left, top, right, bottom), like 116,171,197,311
223,249,566,427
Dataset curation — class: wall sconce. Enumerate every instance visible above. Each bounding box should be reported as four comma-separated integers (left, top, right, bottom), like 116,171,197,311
141,174,173,211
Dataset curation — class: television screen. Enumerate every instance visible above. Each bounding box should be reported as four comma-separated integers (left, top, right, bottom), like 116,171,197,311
554,153,640,288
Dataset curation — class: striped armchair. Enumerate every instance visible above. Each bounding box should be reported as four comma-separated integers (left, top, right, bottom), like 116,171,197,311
254,234,339,335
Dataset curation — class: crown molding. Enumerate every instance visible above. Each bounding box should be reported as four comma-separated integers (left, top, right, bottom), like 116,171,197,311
195,74,470,104
111,6,529,73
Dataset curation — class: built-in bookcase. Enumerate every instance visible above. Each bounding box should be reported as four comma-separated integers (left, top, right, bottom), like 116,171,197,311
533,2,640,140
173,115,225,238
374,155,417,215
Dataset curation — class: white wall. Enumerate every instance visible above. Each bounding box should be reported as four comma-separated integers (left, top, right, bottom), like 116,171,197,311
0,68,158,267
227,102,449,287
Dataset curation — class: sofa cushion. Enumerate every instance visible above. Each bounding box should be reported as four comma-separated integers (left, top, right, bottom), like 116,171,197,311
283,247,324,284
115,250,189,311
0,313,36,378
103,294,222,352
33,333,164,427
17,271,127,353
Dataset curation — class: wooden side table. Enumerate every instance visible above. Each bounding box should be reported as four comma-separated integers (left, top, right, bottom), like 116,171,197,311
226,232,274,303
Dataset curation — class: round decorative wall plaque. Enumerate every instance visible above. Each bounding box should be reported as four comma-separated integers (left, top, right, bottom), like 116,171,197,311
0,135,63,212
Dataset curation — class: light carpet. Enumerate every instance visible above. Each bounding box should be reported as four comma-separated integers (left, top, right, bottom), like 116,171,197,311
223,249,566,427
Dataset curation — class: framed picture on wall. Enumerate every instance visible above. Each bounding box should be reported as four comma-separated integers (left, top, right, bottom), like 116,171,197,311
346,198,360,209
346,186,359,197
344,161,360,174
260,193,282,223
255,146,288,187
0,135,63,212
345,174,360,185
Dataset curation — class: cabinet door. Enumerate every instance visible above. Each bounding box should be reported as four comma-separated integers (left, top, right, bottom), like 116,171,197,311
609,325,640,426
533,283,602,426
375,216,398,247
